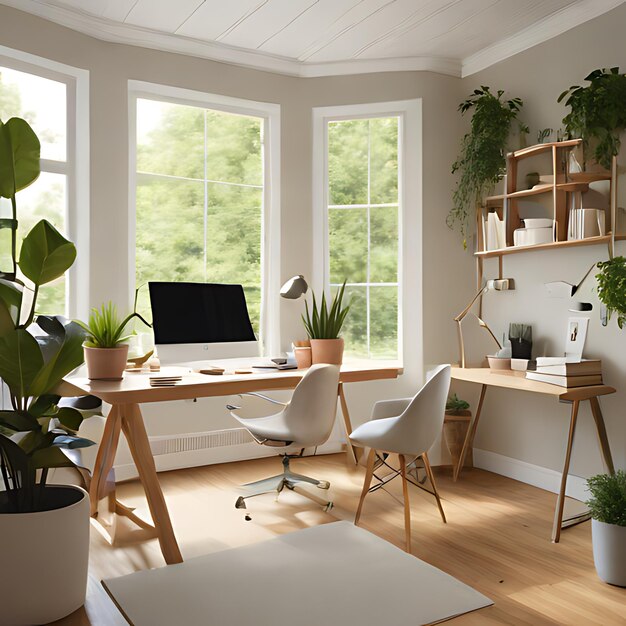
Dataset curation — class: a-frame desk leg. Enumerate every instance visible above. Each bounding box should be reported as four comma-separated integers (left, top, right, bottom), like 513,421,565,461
454,384,487,482
338,383,361,464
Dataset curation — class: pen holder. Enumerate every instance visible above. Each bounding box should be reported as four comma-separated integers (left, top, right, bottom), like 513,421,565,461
294,346,312,369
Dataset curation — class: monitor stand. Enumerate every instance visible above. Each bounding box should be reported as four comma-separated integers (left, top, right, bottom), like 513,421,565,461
156,341,260,366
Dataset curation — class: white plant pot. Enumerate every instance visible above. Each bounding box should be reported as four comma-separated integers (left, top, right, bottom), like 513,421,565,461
0,485,91,624
592,519,626,587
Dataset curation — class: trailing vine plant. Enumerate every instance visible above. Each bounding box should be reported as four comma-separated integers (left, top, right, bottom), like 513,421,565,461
449,86,523,248
558,67,626,169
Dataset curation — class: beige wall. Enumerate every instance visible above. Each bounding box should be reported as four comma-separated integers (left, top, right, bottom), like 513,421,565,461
460,3,626,475
0,5,471,447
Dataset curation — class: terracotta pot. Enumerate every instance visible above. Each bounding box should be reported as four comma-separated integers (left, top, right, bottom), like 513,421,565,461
84,344,129,380
310,338,344,365
0,485,90,625
294,346,312,369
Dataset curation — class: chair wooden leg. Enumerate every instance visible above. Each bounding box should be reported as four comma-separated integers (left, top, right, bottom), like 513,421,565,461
399,454,411,553
354,448,376,526
422,452,446,523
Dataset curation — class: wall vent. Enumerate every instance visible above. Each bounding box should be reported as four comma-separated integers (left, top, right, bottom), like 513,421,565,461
150,428,253,456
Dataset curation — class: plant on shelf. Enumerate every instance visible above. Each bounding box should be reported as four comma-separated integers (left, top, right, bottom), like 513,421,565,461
558,67,626,169
586,470,626,586
302,281,350,364
449,86,523,248
78,301,149,380
0,116,94,623
596,256,626,328
445,393,470,415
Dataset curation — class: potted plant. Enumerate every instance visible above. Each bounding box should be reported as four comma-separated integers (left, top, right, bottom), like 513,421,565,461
302,282,350,365
449,86,523,248
78,301,139,380
587,470,626,586
558,67,626,170
596,256,626,327
444,394,472,469
0,116,94,624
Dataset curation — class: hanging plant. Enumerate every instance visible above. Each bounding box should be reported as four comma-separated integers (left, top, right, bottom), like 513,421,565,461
558,67,626,170
449,86,523,248
596,256,626,328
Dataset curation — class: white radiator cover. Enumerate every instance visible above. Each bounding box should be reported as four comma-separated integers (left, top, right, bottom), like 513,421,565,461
149,428,254,456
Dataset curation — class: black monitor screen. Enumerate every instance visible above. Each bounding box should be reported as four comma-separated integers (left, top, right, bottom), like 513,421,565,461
149,282,256,344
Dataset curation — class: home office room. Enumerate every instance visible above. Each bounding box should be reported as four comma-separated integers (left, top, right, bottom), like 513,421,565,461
0,1,624,625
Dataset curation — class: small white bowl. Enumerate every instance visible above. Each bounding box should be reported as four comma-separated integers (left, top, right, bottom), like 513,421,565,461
510,358,529,372
523,218,553,229
487,356,511,370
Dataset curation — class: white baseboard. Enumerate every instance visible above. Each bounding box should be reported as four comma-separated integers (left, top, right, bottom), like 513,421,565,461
474,448,589,502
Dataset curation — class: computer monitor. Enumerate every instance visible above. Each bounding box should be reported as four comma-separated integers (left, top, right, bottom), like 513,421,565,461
149,282,260,364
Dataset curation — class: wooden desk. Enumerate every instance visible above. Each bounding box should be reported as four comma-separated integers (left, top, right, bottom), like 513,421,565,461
65,359,402,565
451,367,616,542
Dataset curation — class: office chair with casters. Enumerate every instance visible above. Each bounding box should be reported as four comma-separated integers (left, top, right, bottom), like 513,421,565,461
227,364,340,513
350,364,451,552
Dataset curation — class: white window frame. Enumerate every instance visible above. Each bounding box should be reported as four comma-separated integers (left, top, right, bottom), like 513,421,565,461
128,81,281,355
0,45,89,320
312,100,422,372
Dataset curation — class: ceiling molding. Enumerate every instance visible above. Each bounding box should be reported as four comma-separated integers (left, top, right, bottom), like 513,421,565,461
0,0,461,77
0,0,623,79
462,0,625,77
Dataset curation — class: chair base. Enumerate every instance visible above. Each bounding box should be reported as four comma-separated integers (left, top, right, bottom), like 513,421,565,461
235,455,332,512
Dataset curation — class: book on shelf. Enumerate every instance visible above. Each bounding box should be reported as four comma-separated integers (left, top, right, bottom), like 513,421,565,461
526,372,603,388
485,212,506,251
535,359,602,376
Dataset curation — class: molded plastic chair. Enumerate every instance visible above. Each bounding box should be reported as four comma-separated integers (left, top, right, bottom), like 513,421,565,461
349,364,451,552
228,364,340,511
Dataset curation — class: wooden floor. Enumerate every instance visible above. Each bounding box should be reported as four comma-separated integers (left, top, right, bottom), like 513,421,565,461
53,453,625,626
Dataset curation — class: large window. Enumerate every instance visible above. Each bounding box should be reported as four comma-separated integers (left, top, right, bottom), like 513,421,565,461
131,84,280,350
0,65,69,314
325,116,400,359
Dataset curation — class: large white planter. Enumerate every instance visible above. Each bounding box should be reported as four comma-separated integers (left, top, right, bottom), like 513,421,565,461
0,485,90,624
592,519,626,587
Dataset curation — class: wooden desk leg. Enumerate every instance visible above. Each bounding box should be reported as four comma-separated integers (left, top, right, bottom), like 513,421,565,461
453,384,487,482
589,397,615,475
338,383,360,465
552,400,579,543
89,405,122,517
120,403,183,565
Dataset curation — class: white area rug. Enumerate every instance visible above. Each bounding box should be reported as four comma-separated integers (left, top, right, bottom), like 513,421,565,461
103,521,492,625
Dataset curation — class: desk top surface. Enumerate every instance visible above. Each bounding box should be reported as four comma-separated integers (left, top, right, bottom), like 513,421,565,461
451,367,616,401
63,358,403,405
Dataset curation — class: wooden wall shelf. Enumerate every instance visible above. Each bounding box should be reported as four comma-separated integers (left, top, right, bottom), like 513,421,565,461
475,234,626,259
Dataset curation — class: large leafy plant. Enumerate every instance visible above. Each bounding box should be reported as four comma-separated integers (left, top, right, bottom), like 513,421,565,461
0,116,91,514
596,256,626,328
586,470,626,527
449,86,523,248
302,282,350,340
558,67,626,170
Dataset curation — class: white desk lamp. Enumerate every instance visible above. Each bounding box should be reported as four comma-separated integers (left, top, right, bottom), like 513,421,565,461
280,275,308,300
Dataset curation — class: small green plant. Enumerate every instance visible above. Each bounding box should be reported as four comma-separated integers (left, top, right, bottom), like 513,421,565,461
558,67,626,169
596,257,626,328
586,470,626,526
445,393,470,414
78,302,135,348
537,128,553,143
449,86,523,248
302,281,350,340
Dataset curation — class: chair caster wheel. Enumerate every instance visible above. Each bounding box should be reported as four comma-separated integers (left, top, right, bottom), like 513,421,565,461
244,514,252,521
317,481,331,490
323,502,334,512
235,496,247,510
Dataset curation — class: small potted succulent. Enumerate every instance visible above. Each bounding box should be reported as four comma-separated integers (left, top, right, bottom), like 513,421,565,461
587,470,626,586
302,281,350,365
444,394,472,469
78,302,136,380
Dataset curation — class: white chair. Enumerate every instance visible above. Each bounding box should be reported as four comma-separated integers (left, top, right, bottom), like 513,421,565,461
349,364,451,552
227,364,341,512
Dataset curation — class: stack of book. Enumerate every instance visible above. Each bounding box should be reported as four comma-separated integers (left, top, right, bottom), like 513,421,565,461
526,358,602,388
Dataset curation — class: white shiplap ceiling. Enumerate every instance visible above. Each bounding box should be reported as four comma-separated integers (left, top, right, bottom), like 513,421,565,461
2,0,624,77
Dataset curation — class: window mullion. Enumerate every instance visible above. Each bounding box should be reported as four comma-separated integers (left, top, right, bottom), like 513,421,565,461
203,110,208,282
366,119,371,359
